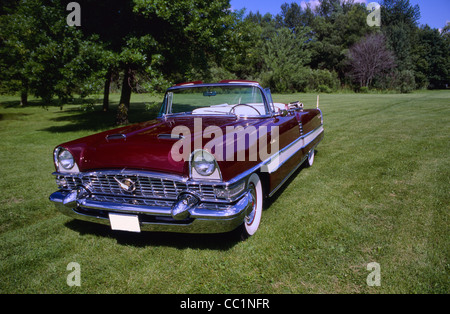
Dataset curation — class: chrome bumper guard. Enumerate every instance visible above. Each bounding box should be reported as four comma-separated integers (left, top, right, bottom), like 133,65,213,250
49,189,253,234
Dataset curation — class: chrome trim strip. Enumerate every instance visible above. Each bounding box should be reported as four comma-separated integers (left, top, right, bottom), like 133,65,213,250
267,129,323,197
157,134,184,140
106,134,126,140
78,198,172,216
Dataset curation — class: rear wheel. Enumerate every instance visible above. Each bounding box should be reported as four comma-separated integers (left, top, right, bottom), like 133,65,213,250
238,173,263,239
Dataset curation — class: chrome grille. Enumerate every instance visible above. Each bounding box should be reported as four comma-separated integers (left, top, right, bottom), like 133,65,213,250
58,173,217,201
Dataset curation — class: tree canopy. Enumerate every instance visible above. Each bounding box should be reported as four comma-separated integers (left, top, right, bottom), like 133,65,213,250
1,0,448,123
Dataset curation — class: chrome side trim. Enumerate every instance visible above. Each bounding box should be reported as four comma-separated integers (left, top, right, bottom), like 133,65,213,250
227,124,324,185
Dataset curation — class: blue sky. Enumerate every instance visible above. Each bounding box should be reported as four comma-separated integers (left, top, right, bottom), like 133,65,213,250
229,0,450,30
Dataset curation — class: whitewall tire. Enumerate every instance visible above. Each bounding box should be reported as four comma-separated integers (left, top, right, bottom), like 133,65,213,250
241,173,263,238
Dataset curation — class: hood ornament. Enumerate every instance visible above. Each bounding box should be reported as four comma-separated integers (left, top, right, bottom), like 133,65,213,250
114,177,136,193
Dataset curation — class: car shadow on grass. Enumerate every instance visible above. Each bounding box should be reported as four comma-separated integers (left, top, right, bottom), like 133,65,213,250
64,219,240,251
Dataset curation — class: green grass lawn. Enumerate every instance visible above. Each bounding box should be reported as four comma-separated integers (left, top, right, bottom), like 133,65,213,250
0,91,448,293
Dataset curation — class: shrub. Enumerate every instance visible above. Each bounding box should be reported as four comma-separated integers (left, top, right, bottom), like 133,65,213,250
397,70,416,93
359,86,369,93
318,84,332,93
307,69,340,92
258,67,309,93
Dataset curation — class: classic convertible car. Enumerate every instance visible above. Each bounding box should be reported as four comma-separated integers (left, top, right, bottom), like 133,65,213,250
49,80,323,238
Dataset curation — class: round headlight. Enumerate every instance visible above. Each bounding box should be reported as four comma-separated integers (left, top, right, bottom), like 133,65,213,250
192,150,216,176
57,149,75,170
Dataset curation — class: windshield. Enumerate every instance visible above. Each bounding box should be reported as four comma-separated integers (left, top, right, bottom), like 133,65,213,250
160,86,268,117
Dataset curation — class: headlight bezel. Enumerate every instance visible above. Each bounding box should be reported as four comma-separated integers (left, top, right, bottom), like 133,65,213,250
192,150,216,176
189,149,222,181
58,149,75,170
54,147,79,173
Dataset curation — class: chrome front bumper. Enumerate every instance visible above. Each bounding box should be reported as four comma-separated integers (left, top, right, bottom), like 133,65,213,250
49,190,253,234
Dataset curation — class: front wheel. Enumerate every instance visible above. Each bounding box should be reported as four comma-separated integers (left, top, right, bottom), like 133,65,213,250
238,173,263,239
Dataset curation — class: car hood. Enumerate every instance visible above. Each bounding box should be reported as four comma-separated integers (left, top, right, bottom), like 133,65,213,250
58,116,261,179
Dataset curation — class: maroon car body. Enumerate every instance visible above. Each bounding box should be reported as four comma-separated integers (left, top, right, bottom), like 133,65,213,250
49,80,323,237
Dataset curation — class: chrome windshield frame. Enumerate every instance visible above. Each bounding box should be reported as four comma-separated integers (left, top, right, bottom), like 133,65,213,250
158,82,274,118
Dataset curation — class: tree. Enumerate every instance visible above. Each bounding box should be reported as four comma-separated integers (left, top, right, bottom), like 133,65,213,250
0,2,35,105
276,2,315,32
0,0,109,106
381,0,420,27
232,12,277,80
347,33,396,88
308,0,374,79
261,27,311,92
73,0,163,113
413,25,450,89
380,0,420,72
133,0,235,80
74,0,235,123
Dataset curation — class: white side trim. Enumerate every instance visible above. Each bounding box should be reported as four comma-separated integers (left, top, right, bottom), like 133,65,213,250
263,125,323,174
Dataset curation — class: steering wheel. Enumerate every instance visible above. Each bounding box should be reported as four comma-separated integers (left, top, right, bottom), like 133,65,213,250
229,104,261,116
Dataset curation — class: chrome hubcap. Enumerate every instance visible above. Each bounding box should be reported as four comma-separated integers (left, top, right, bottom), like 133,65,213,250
245,184,257,226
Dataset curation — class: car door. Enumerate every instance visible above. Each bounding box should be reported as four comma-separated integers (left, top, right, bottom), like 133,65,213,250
262,89,307,195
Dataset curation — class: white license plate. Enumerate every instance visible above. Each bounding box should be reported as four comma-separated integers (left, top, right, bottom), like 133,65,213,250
109,213,141,233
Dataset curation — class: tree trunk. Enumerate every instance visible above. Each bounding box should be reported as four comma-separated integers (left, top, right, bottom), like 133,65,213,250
119,66,132,109
116,66,132,125
20,80,28,106
20,90,28,107
102,67,112,112
115,103,129,125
